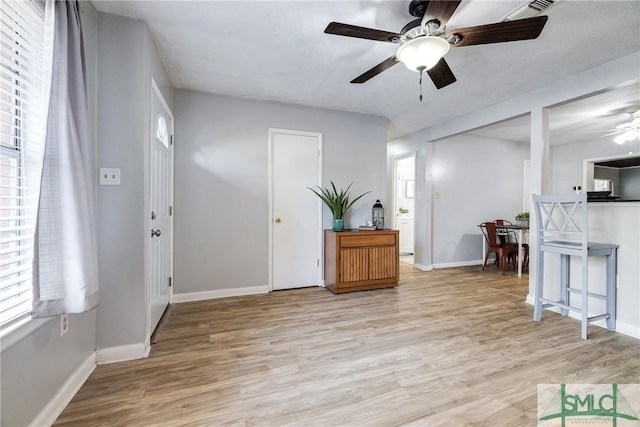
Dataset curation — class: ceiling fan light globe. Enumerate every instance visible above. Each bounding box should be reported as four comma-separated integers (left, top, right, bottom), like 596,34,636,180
614,130,639,144
396,36,450,72
613,134,626,144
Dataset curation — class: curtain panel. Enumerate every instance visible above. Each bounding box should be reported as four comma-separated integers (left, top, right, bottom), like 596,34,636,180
32,0,99,317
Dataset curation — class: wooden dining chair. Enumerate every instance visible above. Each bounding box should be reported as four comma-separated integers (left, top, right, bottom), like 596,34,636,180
480,221,518,274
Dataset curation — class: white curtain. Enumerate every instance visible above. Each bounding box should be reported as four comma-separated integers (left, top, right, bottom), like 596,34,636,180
32,0,99,317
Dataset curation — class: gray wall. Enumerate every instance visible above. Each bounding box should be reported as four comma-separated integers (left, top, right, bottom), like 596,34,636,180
620,167,640,200
173,90,387,294
550,140,636,195
0,3,99,425
432,135,529,265
96,11,146,350
388,133,528,268
96,12,173,349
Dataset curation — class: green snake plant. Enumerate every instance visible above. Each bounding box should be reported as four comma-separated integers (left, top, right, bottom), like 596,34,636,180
308,182,370,219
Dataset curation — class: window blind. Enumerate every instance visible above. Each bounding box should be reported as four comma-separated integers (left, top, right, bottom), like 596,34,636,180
0,0,45,329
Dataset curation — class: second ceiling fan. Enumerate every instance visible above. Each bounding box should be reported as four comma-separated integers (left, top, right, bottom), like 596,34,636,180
325,0,549,94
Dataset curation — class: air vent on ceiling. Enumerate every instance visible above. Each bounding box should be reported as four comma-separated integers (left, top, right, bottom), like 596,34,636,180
501,0,561,21
529,0,555,12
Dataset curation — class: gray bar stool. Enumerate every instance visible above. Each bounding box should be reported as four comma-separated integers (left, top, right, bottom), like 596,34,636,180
532,193,618,339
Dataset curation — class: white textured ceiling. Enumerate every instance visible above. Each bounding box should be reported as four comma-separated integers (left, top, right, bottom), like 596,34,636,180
93,0,640,141
466,82,640,145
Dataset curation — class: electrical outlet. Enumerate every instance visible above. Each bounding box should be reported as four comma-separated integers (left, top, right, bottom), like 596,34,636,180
60,314,69,336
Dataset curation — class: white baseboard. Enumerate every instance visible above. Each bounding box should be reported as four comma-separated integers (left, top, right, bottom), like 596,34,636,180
615,322,640,339
29,352,97,427
413,263,433,272
433,260,483,269
173,285,269,303
96,342,150,365
525,294,640,339
411,261,483,271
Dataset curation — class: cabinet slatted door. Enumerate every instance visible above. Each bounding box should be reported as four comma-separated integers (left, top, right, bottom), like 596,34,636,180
324,229,399,293
369,246,397,280
340,248,369,283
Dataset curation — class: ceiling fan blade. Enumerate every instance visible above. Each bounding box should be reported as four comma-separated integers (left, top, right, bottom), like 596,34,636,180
426,58,456,89
421,0,462,30
448,16,549,47
325,22,402,43
351,56,399,84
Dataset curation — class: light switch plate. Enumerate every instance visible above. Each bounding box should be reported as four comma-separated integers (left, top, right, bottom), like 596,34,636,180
100,168,121,185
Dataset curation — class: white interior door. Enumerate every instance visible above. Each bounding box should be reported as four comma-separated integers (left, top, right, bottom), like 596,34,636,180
393,154,416,257
270,129,321,291
149,80,173,334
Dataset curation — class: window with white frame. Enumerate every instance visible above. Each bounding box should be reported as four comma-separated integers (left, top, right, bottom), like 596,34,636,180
0,0,46,330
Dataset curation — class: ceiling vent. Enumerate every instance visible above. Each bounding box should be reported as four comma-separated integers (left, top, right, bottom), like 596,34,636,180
501,0,561,21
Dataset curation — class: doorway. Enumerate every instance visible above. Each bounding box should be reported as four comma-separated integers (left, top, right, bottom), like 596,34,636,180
393,154,416,265
148,79,174,339
269,129,322,290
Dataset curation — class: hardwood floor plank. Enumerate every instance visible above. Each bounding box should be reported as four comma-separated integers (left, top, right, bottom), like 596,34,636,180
54,265,640,426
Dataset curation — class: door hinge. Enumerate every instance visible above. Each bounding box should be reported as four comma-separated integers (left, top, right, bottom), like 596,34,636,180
317,149,320,158
317,259,320,267
169,205,173,216
170,135,173,146
168,277,172,287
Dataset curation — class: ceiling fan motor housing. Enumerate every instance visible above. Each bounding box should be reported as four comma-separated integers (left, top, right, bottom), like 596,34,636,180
409,0,431,18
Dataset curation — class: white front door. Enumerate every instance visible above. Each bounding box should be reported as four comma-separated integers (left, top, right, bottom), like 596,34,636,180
149,80,173,334
270,129,322,291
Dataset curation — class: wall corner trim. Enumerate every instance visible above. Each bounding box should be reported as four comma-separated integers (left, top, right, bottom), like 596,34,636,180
29,352,97,427
96,342,150,365
172,285,269,303
413,263,433,272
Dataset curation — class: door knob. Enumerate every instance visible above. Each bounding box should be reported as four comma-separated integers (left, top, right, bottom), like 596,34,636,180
275,218,282,223
151,229,162,237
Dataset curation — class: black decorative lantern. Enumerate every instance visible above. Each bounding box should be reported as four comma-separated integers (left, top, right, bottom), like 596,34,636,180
372,200,384,230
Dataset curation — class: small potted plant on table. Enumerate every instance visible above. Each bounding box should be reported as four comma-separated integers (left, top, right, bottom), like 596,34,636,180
515,212,530,227
308,182,370,231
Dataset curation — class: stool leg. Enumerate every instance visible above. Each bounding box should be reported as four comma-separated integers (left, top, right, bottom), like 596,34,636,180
560,254,569,317
606,249,617,332
581,255,588,340
534,250,544,322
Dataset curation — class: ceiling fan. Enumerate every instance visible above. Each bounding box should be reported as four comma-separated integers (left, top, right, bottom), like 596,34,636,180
598,108,640,144
324,0,549,99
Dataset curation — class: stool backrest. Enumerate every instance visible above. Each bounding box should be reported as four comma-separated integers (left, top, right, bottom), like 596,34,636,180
532,193,588,257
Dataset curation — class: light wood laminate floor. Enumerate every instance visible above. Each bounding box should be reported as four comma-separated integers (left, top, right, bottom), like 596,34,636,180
54,265,640,426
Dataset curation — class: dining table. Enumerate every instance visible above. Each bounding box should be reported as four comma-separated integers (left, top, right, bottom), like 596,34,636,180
498,223,529,277
480,222,529,277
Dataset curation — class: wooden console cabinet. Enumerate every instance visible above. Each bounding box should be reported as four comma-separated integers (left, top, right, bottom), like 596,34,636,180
324,229,399,293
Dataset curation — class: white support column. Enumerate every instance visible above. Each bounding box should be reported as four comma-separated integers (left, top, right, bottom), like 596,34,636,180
529,106,550,299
